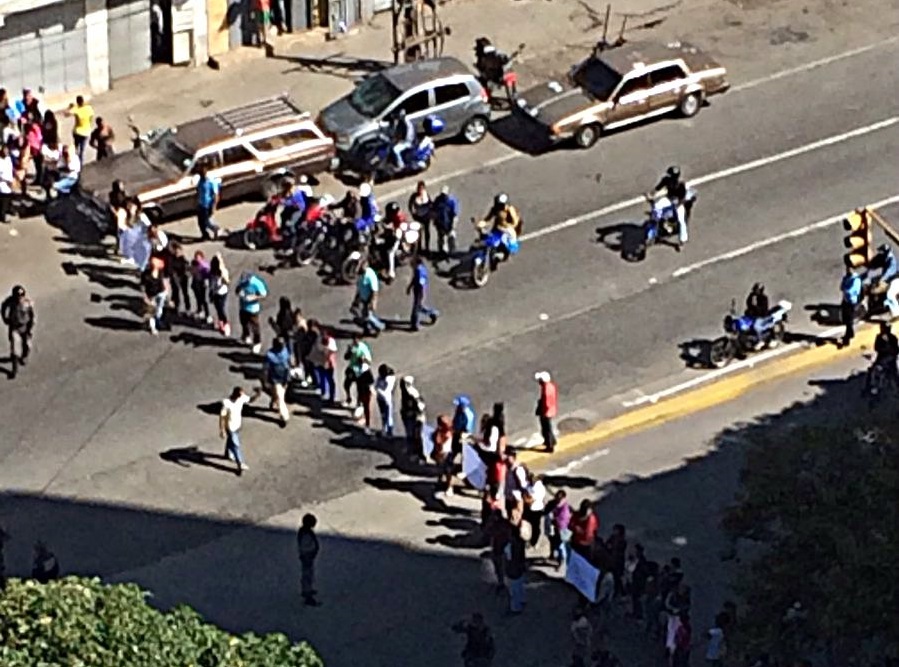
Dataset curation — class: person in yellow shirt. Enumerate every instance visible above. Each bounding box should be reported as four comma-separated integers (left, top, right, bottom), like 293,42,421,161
66,96,94,163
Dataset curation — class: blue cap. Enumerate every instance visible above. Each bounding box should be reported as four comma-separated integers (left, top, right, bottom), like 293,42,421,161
453,395,471,408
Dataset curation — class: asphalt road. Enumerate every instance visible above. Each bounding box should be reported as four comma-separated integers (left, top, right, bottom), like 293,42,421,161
1,36,898,578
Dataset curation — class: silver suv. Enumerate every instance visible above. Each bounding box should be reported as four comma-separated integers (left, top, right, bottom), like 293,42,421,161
318,57,492,159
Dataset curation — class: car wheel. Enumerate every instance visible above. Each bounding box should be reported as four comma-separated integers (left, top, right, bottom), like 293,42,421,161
679,92,702,118
574,124,601,149
262,171,292,199
461,116,489,144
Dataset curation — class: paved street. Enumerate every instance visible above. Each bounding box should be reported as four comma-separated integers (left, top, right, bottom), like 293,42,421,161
1,0,899,662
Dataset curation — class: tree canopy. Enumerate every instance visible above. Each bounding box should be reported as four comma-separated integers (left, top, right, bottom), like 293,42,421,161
723,408,899,665
0,576,324,667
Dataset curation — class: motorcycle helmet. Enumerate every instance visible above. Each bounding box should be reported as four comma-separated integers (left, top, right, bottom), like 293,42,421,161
422,115,445,136
666,165,681,179
752,282,764,293
475,37,492,51
879,243,892,254
359,182,372,198
298,174,309,185
494,193,509,207
386,201,401,216
11,285,25,298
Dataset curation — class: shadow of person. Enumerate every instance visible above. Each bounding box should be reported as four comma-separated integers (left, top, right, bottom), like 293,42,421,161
159,445,235,474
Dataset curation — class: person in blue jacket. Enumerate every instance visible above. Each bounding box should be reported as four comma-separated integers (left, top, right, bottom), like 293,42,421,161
840,264,863,347
432,185,460,259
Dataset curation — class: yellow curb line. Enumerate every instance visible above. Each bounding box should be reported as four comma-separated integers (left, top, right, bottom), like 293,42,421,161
518,326,877,469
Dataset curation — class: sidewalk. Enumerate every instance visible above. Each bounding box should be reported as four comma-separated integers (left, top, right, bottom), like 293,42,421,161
84,0,712,138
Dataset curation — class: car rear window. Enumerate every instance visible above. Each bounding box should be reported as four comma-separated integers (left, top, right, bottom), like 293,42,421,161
435,82,470,105
572,58,622,100
349,74,402,118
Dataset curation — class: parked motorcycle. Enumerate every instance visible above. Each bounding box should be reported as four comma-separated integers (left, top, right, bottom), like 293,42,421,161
642,188,697,249
243,196,283,250
475,42,526,109
469,219,520,288
708,298,792,368
336,217,379,284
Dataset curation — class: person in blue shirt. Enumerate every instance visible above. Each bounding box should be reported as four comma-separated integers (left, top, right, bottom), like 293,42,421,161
440,395,476,496
840,264,863,347
873,243,899,318
431,185,460,259
353,260,386,334
406,256,439,331
195,163,221,240
264,337,292,427
235,271,269,353
357,182,379,231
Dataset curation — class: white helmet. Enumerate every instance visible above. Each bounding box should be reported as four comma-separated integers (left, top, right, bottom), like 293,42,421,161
359,183,372,198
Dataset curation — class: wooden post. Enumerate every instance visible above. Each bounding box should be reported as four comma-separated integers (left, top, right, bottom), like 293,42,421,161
870,209,899,245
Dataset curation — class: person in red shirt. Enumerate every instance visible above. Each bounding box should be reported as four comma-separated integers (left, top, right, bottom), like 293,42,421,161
569,499,599,558
534,370,558,452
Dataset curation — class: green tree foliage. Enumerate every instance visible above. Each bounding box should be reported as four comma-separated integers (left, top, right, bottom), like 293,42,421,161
724,419,899,664
0,576,324,667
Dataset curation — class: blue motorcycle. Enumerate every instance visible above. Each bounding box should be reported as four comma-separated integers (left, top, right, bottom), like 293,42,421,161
469,221,520,288
355,115,444,182
709,298,792,368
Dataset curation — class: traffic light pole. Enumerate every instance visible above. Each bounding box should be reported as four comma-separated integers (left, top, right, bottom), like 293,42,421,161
869,209,899,246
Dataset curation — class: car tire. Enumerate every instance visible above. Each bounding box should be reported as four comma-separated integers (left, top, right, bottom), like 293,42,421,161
461,116,489,144
679,92,702,118
574,124,601,149
262,171,293,199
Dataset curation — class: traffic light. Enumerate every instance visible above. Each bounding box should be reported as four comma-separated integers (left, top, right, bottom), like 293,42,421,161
844,208,872,268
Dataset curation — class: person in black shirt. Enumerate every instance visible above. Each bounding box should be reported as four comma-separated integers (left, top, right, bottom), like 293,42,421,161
745,283,770,319
453,612,495,667
166,241,191,315
1,284,35,378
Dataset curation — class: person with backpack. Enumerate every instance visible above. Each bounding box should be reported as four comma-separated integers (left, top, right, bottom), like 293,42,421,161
452,612,495,667
296,513,321,607
264,337,292,427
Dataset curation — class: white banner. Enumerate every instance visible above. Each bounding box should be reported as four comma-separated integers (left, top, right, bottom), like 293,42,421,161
565,549,600,602
462,442,487,490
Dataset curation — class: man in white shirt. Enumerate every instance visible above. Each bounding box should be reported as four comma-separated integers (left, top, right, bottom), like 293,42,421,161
52,145,81,196
219,386,261,476
0,145,14,223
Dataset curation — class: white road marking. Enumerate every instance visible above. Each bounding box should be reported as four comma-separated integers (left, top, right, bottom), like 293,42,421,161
546,448,610,477
730,35,899,93
672,193,899,278
378,38,899,201
520,116,899,243
621,325,844,408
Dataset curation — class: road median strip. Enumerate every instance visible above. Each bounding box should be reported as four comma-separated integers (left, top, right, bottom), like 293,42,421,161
518,324,878,468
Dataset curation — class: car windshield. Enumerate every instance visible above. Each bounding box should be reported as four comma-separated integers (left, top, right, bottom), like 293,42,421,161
572,58,622,100
348,74,402,118
147,128,193,170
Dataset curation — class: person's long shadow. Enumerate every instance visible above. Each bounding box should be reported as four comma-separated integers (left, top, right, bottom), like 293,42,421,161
159,445,236,475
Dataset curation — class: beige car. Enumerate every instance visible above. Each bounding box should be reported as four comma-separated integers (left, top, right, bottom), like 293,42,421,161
514,40,730,148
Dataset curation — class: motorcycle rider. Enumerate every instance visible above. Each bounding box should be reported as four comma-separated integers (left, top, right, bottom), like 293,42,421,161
867,321,899,392
388,109,416,172
477,193,522,257
745,283,770,319
432,184,460,260
359,182,379,228
474,37,510,88
652,165,689,250
872,243,899,318
279,176,311,239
